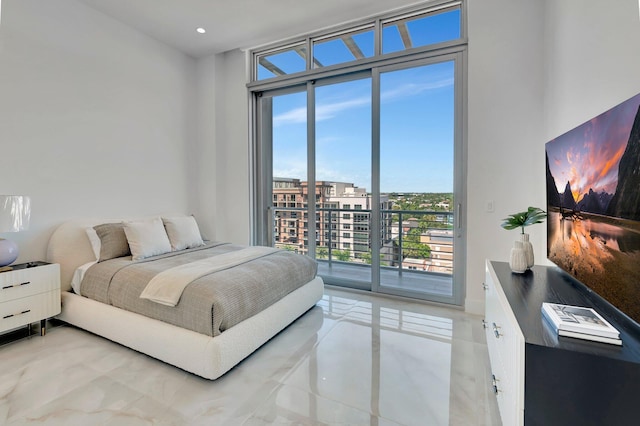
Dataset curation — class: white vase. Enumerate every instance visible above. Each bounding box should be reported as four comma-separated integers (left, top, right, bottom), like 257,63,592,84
520,233,534,269
509,241,528,274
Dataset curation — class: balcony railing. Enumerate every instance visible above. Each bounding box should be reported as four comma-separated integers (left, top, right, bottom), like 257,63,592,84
273,207,454,276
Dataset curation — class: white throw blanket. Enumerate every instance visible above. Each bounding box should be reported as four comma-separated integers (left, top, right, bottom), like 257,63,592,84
139,246,276,307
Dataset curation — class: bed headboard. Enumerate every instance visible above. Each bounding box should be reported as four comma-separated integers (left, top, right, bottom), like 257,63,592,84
46,219,111,292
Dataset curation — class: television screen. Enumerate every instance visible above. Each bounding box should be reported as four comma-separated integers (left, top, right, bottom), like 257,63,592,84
546,93,640,325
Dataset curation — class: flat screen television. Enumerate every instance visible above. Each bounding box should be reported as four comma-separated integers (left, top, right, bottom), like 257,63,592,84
546,92,640,326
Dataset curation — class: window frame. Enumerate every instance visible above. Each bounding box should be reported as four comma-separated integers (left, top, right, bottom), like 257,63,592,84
248,0,465,86
248,0,468,307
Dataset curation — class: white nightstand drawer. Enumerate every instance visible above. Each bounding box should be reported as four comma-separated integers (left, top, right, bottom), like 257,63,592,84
0,290,61,333
0,264,60,302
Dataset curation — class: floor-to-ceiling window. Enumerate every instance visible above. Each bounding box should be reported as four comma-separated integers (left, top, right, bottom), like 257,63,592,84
250,1,467,305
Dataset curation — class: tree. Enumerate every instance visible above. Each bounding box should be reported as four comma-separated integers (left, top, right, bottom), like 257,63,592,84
399,228,432,260
332,249,351,261
316,247,328,259
359,249,387,266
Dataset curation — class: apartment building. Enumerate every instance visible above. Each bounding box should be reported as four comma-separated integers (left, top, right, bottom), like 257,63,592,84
272,178,392,259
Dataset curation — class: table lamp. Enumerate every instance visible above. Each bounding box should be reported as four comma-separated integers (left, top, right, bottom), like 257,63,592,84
0,195,31,271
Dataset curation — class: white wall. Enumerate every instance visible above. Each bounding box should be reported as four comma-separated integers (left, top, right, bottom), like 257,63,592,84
543,0,640,141
463,0,640,314
0,0,197,263
465,0,546,313
214,50,251,245
192,54,219,240
194,49,250,244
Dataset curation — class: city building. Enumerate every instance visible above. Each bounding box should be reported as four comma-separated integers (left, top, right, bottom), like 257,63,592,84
272,178,392,259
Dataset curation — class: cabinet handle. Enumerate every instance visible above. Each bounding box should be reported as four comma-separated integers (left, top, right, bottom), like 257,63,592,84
491,374,500,394
482,283,489,290
492,322,502,338
2,281,31,290
482,319,488,329
3,309,31,319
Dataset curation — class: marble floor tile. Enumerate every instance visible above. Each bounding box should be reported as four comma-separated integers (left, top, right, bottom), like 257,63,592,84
0,287,501,425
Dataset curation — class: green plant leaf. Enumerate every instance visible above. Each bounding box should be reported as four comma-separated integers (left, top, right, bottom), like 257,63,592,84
501,206,546,231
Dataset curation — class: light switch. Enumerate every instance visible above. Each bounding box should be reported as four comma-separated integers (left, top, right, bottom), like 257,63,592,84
486,200,495,213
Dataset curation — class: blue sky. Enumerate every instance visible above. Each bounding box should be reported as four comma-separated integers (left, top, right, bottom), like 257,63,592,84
267,10,458,193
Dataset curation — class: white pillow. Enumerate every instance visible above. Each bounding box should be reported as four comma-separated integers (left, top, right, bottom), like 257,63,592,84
123,217,172,261
162,216,205,251
85,227,101,261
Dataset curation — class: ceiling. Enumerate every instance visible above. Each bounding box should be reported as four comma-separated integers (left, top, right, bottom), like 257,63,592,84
76,0,429,58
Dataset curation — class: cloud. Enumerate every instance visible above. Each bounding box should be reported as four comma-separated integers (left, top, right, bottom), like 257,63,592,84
273,76,453,127
381,78,454,102
316,97,370,121
273,107,307,126
273,97,370,126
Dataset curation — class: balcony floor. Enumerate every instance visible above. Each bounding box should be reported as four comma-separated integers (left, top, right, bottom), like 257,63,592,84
317,261,453,297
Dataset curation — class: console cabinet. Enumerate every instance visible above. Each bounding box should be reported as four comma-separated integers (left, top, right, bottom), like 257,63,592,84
484,260,640,426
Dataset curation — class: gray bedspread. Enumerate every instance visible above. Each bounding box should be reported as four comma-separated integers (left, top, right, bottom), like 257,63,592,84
80,243,318,336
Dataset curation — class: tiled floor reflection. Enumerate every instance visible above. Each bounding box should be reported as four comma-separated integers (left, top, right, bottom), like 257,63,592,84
0,288,501,425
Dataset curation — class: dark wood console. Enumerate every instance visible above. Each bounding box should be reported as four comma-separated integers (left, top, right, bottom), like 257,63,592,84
485,260,640,425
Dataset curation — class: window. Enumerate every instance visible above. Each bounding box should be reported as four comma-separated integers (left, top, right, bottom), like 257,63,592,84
251,0,466,307
382,7,461,55
313,26,374,68
252,2,463,82
256,43,307,80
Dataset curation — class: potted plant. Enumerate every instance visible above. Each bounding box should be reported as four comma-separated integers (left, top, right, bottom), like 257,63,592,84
501,207,546,272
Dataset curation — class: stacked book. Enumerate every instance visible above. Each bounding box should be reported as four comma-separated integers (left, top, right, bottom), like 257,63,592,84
541,302,622,346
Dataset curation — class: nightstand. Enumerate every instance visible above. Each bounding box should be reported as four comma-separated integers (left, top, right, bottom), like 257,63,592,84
0,262,61,336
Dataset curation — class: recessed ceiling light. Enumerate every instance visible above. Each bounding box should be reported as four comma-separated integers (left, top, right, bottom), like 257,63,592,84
196,27,206,34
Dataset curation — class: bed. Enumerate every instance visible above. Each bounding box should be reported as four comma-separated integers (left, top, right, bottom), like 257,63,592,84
46,216,324,380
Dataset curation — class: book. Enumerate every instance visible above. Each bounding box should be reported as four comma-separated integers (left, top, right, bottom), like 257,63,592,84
557,329,622,346
541,315,623,346
541,302,620,339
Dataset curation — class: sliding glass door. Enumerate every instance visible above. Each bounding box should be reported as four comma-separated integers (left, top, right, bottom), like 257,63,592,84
314,76,373,288
254,54,464,305
376,59,458,301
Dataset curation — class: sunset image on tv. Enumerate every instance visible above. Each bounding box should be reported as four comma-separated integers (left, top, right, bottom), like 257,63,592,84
546,93,640,325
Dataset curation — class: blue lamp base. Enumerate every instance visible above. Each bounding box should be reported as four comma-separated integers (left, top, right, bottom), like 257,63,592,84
0,238,19,267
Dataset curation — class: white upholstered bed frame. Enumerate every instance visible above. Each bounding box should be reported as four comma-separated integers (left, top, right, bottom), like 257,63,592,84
46,218,324,380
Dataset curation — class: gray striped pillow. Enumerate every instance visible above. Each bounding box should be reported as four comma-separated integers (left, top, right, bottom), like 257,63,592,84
94,222,131,262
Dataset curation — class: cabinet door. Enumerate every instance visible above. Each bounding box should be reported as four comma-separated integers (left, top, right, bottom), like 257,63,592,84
485,261,525,426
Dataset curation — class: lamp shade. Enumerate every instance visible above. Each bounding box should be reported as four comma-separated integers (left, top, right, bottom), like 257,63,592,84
0,195,31,233
0,196,30,267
